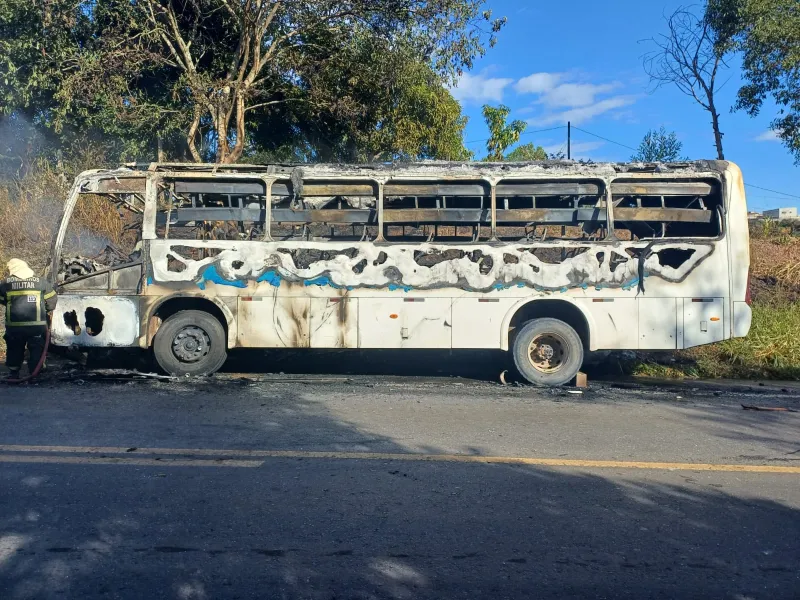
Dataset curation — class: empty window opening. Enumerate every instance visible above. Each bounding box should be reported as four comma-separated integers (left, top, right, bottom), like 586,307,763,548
611,180,722,240
495,180,607,242
156,179,267,244
383,181,491,243
59,191,144,282
271,180,379,242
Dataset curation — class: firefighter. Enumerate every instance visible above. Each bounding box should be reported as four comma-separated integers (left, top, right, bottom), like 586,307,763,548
0,259,58,380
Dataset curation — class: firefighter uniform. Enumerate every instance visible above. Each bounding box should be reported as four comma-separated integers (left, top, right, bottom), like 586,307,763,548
0,259,58,378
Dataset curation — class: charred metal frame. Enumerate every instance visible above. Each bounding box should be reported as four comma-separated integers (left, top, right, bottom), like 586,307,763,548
46,160,744,354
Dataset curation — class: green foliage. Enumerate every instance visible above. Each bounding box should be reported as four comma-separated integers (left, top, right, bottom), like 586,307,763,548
301,37,472,162
0,0,503,165
706,0,800,163
482,105,526,161
505,143,548,161
630,127,686,162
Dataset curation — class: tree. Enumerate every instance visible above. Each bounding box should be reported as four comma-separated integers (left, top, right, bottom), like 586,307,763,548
643,7,729,160
482,105,526,161
46,0,504,164
630,127,686,162
706,0,800,163
505,142,548,161
299,36,471,162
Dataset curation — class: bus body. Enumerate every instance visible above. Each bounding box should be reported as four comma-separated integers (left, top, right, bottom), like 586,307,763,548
48,160,751,385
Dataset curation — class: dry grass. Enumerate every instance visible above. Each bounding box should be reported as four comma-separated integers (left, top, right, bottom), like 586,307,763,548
0,162,126,357
0,162,69,273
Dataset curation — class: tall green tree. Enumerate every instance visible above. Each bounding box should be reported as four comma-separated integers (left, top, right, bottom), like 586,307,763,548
300,36,472,162
707,0,800,163
482,105,526,161
1,0,504,164
504,142,548,161
631,127,687,162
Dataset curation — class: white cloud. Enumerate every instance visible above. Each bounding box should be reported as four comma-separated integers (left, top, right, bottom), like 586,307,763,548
514,72,564,95
540,82,621,108
528,95,639,126
451,72,514,104
514,72,621,108
755,130,781,142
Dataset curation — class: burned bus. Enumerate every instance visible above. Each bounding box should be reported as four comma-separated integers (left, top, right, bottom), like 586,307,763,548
48,160,752,385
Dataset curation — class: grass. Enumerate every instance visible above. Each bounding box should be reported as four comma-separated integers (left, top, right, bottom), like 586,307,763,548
632,301,800,380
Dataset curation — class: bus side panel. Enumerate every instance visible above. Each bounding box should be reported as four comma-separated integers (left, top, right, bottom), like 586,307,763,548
359,298,452,348
309,298,358,348
638,298,677,349
451,297,518,349
237,296,310,348
573,298,638,350
51,295,139,347
683,298,725,348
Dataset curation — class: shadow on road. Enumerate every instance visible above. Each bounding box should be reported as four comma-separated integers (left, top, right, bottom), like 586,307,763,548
0,381,798,599
80,347,513,382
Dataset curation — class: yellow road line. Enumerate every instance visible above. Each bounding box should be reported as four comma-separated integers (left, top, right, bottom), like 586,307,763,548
0,454,262,468
0,444,798,473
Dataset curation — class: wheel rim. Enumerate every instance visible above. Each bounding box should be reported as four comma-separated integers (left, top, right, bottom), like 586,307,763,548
171,326,211,363
527,332,568,373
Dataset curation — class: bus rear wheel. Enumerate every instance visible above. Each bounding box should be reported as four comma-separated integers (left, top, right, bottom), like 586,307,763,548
153,310,228,376
512,318,584,386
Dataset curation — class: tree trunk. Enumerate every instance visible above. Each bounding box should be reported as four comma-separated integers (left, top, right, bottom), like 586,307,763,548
708,98,725,160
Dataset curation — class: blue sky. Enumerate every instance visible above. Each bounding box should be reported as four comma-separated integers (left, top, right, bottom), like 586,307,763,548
450,0,799,213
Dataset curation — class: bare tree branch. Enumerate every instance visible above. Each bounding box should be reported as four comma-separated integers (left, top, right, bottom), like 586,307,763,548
642,7,728,159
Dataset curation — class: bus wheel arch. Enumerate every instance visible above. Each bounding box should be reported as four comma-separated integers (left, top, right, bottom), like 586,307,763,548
504,299,592,352
146,295,235,349
504,299,593,386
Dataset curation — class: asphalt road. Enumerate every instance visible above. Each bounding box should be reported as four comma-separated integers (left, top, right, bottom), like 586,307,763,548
0,372,799,599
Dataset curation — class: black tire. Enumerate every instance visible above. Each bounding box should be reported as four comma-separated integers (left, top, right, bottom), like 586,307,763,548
512,318,584,386
153,310,227,376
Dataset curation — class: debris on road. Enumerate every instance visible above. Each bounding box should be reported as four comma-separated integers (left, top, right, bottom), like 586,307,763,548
499,370,509,385
741,404,797,412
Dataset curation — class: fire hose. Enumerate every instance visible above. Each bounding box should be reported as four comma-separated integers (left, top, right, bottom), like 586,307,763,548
3,323,51,385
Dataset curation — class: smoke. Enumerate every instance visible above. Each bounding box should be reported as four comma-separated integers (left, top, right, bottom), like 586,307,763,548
0,113,52,181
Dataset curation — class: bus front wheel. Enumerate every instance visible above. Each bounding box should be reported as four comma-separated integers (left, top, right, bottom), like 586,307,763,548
512,318,584,386
153,310,228,376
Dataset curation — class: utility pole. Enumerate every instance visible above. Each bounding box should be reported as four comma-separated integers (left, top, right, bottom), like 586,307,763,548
567,121,571,160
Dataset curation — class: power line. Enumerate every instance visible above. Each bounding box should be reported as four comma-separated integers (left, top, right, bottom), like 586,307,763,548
744,183,800,201
570,125,638,152
574,126,800,202
467,122,800,202
465,125,566,146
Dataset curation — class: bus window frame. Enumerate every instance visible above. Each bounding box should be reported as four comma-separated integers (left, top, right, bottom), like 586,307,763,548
380,177,493,245
606,175,727,243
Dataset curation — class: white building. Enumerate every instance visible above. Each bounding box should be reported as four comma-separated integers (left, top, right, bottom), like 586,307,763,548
763,207,798,220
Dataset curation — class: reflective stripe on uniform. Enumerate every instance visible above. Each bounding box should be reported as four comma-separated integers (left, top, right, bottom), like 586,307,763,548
5,290,45,326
